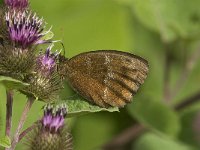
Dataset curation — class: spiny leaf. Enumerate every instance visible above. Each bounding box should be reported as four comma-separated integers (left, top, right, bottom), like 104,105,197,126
59,95,119,118
0,76,29,90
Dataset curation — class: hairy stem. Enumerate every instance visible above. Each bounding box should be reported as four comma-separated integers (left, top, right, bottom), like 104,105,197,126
170,46,200,99
175,91,200,111
5,90,13,150
5,90,13,137
9,97,35,150
102,124,146,150
18,121,39,142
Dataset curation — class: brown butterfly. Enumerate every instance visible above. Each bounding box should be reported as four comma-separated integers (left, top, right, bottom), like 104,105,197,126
58,50,149,108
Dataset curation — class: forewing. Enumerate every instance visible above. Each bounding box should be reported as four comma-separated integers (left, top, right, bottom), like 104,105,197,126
65,50,149,108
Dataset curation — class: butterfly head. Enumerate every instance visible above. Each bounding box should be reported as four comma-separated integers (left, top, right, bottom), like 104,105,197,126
57,54,70,79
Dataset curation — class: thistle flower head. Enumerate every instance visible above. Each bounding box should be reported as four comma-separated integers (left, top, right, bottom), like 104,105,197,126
5,10,49,49
26,104,73,150
42,104,67,133
37,45,59,76
4,0,29,9
0,44,35,79
20,45,62,102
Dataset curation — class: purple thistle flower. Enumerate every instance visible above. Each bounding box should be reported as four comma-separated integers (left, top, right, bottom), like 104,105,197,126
25,103,72,150
42,104,67,133
5,0,29,9
37,45,59,75
5,10,50,49
20,45,61,103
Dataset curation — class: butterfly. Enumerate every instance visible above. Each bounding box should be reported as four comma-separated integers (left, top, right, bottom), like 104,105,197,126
58,50,149,108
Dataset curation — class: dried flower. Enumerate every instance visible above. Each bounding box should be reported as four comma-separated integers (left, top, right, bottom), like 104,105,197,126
26,104,73,150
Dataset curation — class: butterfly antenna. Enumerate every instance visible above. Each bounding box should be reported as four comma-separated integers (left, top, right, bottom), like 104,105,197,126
60,41,66,57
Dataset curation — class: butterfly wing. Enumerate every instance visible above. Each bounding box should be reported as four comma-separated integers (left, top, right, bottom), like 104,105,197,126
64,50,149,108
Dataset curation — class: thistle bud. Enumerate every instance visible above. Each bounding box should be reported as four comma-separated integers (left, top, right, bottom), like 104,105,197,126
26,104,73,150
21,45,62,102
0,45,35,79
4,0,29,10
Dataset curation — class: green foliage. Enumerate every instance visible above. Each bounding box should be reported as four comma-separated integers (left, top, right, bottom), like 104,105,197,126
178,106,200,148
133,133,196,150
131,0,200,42
0,136,11,148
128,96,180,137
72,110,132,150
30,0,132,53
63,96,119,118
0,76,29,90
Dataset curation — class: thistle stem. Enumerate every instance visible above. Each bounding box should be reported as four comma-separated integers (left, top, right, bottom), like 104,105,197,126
9,97,35,150
102,124,146,150
18,121,39,142
170,46,200,100
5,90,14,150
5,90,13,137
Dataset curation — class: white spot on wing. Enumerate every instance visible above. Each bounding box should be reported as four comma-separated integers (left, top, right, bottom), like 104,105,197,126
86,57,92,75
103,87,109,99
104,55,111,65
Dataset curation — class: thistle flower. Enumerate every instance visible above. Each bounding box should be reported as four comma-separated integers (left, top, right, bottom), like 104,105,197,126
4,0,29,10
5,10,49,49
0,8,51,77
36,45,58,76
42,104,67,133
21,45,62,102
26,104,73,150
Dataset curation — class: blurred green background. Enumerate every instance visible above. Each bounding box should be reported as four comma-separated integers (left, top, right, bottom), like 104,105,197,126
1,0,200,150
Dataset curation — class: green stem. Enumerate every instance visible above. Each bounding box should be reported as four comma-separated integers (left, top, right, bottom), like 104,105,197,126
18,121,39,142
5,90,13,150
9,97,35,150
5,90,13,137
